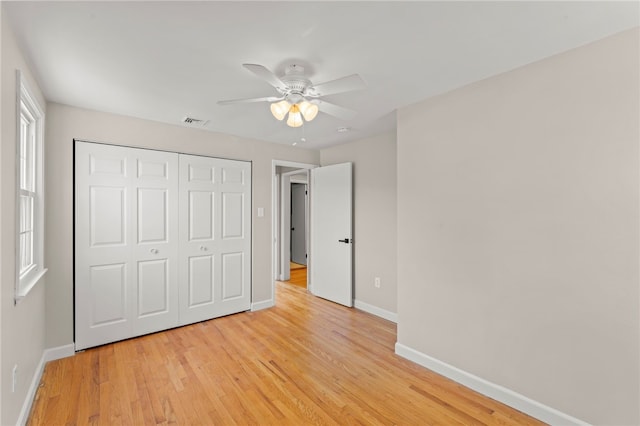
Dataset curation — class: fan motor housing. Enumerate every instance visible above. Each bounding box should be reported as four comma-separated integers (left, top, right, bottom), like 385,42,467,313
280,64,312,95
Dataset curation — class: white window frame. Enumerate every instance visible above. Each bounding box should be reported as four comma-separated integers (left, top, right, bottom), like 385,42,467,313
15,70,46,302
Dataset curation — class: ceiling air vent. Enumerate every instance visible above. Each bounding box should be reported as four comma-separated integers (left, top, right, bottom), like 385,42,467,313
181,116,209,127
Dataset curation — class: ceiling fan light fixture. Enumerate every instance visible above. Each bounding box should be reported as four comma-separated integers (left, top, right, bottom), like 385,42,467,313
220,63,366,130
270,100,291,121
286,104,304,127
298,101,319,122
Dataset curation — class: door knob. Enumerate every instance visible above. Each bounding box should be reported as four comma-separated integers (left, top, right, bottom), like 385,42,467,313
338,238,351,244
200,246,208,251
150,248,159,254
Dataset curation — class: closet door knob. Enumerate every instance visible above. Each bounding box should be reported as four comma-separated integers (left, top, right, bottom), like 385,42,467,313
150,248,159,254
200,246,208,251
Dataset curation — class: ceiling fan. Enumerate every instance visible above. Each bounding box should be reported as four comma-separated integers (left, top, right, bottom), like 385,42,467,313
218,63,366,127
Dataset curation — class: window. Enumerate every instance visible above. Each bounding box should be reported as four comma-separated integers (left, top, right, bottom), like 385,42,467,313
16,71,46,301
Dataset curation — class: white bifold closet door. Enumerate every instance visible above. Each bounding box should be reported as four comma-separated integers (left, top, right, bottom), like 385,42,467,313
75,142,180,350
75,142,251,350
178,154,251,325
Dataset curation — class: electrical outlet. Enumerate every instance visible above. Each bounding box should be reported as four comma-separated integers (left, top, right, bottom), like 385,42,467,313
374,277,381,288
12,364,18,393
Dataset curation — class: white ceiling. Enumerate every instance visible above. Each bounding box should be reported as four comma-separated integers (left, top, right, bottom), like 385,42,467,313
4,1,638,150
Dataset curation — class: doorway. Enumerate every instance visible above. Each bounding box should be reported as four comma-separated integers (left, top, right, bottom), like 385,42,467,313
270,160,353,308
278,169,309,287
271,161,317,300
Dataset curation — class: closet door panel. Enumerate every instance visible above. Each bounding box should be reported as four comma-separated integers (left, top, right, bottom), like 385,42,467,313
131,148,179,336
188,190,215,241
179,155,219,324
90,186,127,246
137,259,169,317
187,254,215,306
179,155,251,325
137,188,168,243
216,161,252,317
221,252,244,300
221,192,245,239
75,142,134,350
89,262,127,326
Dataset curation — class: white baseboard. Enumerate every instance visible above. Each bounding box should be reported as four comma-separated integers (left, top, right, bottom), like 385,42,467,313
251,299,274,311
354,299,398,323
43,343,75,362
394,343,589,426
17,344,75,426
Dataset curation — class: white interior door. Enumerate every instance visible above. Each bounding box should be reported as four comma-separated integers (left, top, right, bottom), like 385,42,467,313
178,154,251,325
75,142,179,350
310,162,352,307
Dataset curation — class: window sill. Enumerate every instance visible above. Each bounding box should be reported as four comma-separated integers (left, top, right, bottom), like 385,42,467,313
15,268,47,304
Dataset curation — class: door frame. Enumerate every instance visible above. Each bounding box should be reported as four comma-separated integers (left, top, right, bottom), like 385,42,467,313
271,160,317,304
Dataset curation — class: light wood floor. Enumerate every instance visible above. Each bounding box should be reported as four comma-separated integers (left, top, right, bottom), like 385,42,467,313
28,282,544,425
286,262,307,288
289,262,306,270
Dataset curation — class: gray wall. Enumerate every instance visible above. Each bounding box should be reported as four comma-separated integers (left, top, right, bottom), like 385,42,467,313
44,103,320,348
396,28,639,425
1,10,48,425
321,132,397,315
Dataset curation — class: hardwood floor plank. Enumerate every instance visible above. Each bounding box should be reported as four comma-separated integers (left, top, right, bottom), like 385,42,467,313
28,282,545,425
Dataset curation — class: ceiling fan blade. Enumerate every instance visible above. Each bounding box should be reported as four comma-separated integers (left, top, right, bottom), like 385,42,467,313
217,96,283,105
307,74,366,97
315,100,357,120
243,64,288,92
